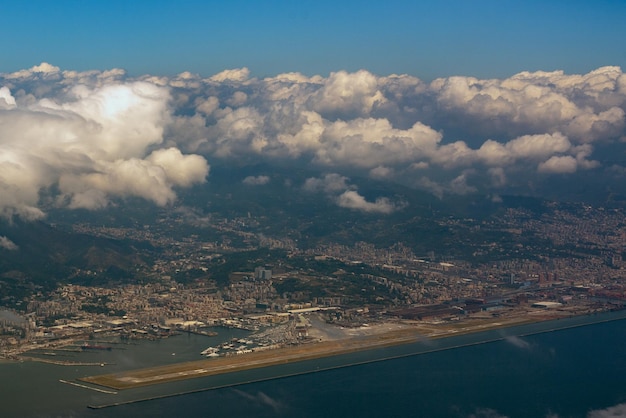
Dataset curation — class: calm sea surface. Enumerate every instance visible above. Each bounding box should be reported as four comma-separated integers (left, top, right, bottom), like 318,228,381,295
2,311,626,418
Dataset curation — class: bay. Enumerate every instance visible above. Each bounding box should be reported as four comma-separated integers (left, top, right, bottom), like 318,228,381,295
2,312,626,418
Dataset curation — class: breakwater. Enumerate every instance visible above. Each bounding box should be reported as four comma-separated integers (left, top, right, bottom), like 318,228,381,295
87,310,626,410
59,379,118,394
20,356,114,366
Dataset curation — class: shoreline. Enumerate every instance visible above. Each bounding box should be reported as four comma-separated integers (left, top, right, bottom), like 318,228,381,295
80,308,626,392
86,309,626,409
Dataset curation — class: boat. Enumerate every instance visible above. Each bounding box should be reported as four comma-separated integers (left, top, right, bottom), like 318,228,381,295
81,343,112,351
200,347,219,355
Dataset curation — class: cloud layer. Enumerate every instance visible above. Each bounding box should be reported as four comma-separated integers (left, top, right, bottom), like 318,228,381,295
2,63,626,218
159,64,625,199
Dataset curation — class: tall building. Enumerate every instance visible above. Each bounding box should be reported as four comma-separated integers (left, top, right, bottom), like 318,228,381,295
254,267,272,280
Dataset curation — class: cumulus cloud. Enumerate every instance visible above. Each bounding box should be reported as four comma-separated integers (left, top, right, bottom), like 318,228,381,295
416,177,445,199
2,62,626,213
587,403,626,418
369,165,394,179
226,91,248,107
0,64,209,219
169,65,625,197
538,155,578,174
449,173,477,195
303,173,403,213
195,96,219,116
302,173,352,194
0,86,16,108
242,175,270,185
431,67,626,144
209,68,251,83
0,236,18,250
336,190,401,214
58,149,210,209
315,118,442,168
146,148,209,188
308,70,386,119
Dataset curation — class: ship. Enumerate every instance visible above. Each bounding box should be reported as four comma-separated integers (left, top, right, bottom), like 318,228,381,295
81,343,112,351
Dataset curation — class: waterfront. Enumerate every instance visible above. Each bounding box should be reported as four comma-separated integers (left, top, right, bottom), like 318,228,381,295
0,327,252,417
1,311,626,417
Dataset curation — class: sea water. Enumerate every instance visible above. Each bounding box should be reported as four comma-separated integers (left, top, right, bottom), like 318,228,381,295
2,312,626,418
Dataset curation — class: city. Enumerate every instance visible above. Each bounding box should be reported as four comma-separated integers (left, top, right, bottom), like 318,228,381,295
2,199,625,365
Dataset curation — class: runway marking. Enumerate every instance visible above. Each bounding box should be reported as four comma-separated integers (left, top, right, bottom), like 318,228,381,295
59,379,117,394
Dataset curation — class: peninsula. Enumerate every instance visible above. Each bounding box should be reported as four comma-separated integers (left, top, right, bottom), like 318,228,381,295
80,305,606,390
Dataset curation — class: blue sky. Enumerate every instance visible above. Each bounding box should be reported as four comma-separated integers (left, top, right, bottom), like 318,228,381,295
2,0,625,79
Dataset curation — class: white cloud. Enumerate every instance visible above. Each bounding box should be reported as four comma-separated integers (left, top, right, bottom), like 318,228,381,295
2,63,626,210
0,68,209,219
146,148,209,188
410,161,429,170
488,167,507,187
309,70,386,119
169,71,202,89
0,236,18,250
303,174,402,214
336,190,400,214
60,158,176,209
31,62,60,74
56,150,208,210
5,62,61,80
275,111,325,158
175,66,621,192
565,107,625,143
538,155,578,174
302,173,352,194
209,106,266,157
503,133,572,160
415,177,445,199
243,175,270,185
588,403,626,418
431,141,474,168
449,173,477,195
369,166,394,179
431,67,626,145
476,133,573,167
195,96,219,116
316,118,442,168
209,68,251,83
414,174,483,199
0,86,16,109
226,91,248,107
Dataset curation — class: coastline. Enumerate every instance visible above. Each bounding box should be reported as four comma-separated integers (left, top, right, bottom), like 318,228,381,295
81,308,626,393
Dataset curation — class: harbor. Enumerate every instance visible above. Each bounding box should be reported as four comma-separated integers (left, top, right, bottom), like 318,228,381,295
80,309,626,391
1,310,626,417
